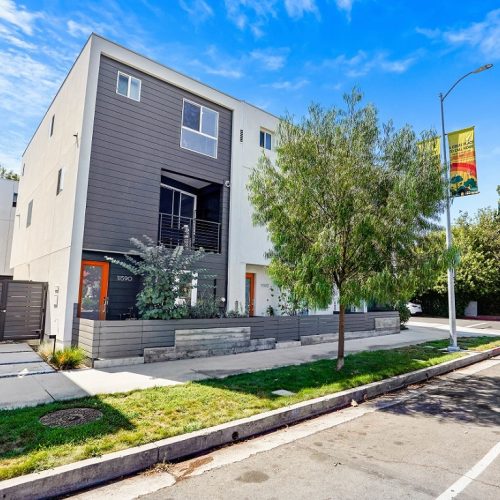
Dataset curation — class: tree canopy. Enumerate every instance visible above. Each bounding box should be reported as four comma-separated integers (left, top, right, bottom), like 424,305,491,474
0,166,20,181
248,90,449,369
416,208,500,316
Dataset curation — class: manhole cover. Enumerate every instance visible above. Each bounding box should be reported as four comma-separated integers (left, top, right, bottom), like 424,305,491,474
39,408,103,428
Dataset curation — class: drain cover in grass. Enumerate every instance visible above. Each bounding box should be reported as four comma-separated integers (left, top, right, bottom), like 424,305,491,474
39,408,103,428
271,389,296,397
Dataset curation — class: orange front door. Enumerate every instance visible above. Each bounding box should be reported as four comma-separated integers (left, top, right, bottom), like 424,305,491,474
245,273,255,316
78,261,110,320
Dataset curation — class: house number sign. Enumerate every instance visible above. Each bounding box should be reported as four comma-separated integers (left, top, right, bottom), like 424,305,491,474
116,275,133,282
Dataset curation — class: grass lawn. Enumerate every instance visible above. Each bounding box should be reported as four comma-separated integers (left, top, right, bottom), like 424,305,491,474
1,336,499,481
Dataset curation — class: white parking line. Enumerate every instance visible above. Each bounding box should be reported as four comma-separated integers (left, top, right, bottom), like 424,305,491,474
435,441,500,500
466,322,488,328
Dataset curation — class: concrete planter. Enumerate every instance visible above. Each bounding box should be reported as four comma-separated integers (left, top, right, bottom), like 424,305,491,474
72,312,400,366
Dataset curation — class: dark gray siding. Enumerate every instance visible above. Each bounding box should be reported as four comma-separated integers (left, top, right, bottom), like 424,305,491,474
83,55,232,299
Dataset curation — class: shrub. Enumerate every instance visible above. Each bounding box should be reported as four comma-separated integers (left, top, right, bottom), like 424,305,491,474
188,297,222,319
106,237,212,320
395,301,410,328
39,345,86,370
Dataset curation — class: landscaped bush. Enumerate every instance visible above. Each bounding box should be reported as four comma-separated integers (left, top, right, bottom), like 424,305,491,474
38,343,85,370
395,301,410,328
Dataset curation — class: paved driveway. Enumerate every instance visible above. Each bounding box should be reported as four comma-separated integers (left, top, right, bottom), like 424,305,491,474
0,343,53,378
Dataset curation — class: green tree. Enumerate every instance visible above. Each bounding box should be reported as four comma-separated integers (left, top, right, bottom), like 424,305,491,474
0,166,20,181
106,236,209,320
248,90,448,370
417,208,500,315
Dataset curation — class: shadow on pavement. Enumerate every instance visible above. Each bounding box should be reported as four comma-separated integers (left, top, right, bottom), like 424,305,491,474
381,373,500,428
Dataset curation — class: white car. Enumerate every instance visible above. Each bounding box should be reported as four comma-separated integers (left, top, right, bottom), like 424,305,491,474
407,302,422,315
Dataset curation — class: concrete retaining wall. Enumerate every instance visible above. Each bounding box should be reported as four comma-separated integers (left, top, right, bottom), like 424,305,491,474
73,311,399,364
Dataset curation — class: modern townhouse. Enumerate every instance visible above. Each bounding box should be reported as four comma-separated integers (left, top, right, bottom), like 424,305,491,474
10,33,290,347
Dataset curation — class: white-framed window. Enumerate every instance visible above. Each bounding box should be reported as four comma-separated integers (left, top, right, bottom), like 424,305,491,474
116,71,141,101
260,129,272,150
180,99,219,158
56,168,64,195
26,200,33,227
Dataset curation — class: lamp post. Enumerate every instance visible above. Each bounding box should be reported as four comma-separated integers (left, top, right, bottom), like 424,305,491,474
439,63,493,351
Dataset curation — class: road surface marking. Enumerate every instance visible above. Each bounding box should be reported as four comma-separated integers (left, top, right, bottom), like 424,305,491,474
466,322,488,328
435,441,500,500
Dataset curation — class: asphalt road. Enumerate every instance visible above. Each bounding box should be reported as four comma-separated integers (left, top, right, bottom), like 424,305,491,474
139,359,500,500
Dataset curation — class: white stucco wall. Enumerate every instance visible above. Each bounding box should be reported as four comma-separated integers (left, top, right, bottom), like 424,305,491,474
10,39,94,345
226,102,279,314
0,179,18,276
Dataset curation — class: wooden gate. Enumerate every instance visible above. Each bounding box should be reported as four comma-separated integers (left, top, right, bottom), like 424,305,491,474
0,280,47,341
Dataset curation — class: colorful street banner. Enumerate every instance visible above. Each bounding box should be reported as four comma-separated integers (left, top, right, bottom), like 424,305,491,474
418,136,441,161
448,126,478,197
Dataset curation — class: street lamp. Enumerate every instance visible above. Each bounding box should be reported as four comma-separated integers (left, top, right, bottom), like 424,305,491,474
439,63,493,351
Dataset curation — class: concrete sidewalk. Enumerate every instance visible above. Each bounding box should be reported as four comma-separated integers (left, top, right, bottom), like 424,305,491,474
1,325,499,410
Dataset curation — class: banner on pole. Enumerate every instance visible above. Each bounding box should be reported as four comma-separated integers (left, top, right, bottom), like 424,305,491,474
418,136,441,160
448,126,478,197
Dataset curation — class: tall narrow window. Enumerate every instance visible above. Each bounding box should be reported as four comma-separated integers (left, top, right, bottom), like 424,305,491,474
56,168,64,195
260,130,272,150
50,115,55,137
22,163,25,176
116,71,141,101
180,99,219,158
26,200,33,227
12,192,17,208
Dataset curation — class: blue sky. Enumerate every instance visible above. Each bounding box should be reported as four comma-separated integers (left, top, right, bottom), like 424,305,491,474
0,0,498,222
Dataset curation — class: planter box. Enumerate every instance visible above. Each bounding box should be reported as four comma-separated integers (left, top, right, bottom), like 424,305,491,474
72,312,399,365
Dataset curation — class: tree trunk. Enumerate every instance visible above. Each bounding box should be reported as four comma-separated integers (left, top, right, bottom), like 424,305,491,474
336,303,345,371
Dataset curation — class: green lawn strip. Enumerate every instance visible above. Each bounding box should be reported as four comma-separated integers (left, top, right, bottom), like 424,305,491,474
425,335,500,352
0,336,497,481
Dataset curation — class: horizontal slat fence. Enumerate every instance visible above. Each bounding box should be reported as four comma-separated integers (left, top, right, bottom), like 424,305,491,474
73,311,399,361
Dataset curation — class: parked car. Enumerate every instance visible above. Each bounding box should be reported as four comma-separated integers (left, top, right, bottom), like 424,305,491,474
407,302,422,315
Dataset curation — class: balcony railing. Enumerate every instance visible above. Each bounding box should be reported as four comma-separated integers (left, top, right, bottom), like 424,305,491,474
159,212,221,253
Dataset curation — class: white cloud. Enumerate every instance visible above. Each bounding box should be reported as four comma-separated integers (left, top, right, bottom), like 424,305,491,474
415,27,440,39
190,46,245,79
0,24,36,49
443,9,500,60
267,78,309,90
335,0,354,21
416,9,500,61
67,20,93,37
320,50,416,77
179,0,214,23
284,0,318,19
224,0,319,36
250,49,287,70
0,0,42,35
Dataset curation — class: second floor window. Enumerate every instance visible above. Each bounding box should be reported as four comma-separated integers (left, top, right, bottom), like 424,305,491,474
181,99,219,158
116,71,141,101
260,130,272,150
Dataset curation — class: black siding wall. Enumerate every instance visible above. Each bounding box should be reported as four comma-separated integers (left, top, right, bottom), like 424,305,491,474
83,56,232,302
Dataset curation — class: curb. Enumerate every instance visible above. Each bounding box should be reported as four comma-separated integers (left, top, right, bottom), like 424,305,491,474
1,346,499,499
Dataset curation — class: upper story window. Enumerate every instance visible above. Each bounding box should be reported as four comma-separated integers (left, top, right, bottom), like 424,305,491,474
260,130,272,150
56,168,64,195
180,99,219,158
49,114,55,137
116,71,141,101
12,192,17,208
26,200,33,227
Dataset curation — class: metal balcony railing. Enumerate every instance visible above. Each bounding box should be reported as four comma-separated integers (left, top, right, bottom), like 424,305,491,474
159,212,221,253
